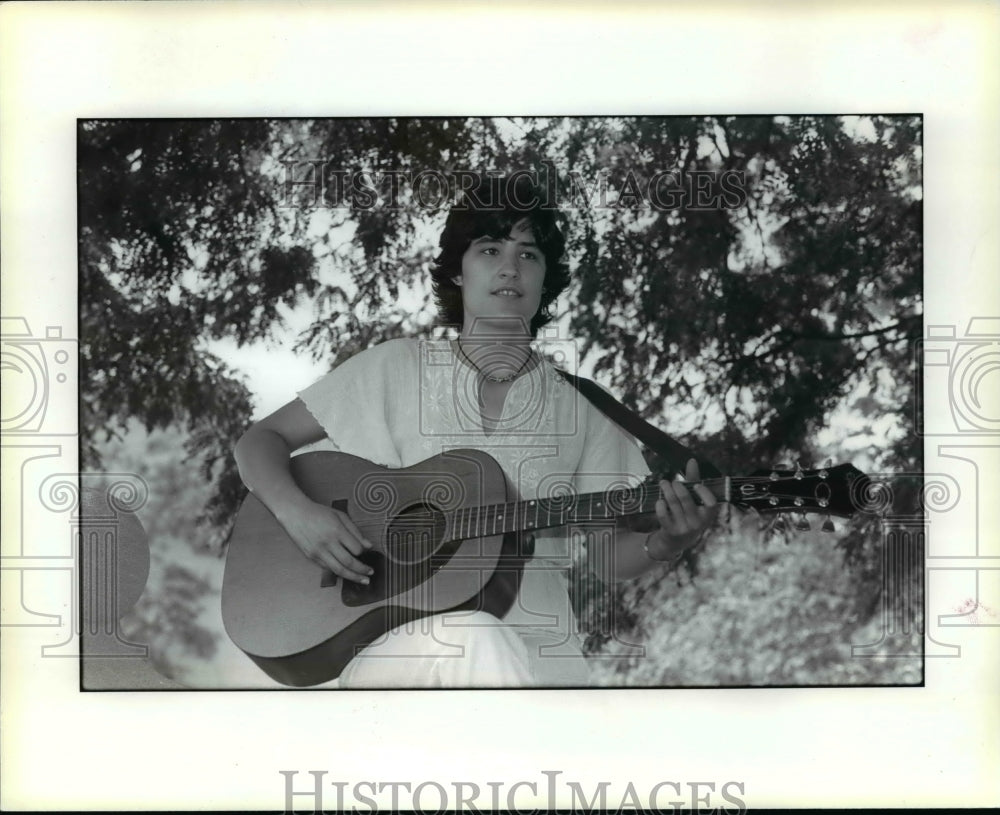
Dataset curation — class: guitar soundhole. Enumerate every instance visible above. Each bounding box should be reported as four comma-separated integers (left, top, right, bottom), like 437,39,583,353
341,503,455,608
385,502,447,565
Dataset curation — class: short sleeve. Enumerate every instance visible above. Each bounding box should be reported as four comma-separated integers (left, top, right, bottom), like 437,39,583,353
573,390,652,497
296,339,417,469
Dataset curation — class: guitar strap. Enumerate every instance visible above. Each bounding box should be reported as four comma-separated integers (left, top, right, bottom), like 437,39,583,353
554,369,723,479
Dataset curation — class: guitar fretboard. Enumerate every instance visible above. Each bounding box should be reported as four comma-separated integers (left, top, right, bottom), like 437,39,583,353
444,479,729,541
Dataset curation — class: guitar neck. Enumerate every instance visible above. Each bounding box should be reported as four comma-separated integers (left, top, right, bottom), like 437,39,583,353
445,478,728,541
439,459,865,542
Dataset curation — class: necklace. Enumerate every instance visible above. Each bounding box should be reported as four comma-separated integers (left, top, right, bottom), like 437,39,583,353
457,338,533,383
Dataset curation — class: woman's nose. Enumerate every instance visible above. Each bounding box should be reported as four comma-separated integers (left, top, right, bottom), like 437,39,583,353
498,250,520,276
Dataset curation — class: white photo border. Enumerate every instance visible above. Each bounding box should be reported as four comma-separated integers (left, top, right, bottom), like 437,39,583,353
1,1,998,810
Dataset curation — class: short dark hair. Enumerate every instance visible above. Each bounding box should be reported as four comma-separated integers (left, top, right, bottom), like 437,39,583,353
430,173,570,336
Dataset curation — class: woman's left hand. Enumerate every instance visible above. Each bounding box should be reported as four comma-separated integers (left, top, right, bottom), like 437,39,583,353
645,458,720,563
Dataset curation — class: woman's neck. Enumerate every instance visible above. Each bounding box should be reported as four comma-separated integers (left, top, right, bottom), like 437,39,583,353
459,315,532,345
456,329,535,383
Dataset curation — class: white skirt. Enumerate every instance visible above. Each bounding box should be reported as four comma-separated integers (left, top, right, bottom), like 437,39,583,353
336,610,592,689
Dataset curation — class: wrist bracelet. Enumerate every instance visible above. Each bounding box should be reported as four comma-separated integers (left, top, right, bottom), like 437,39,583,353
643,534,685,566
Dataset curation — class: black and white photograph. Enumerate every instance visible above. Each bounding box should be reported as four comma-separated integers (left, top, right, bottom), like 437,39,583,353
2,2,997,812
77,115,924,691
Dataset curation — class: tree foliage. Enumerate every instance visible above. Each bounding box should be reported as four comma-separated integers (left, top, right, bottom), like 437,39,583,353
79,116,922,536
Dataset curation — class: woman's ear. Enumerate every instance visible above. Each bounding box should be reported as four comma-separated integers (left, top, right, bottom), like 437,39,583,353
451,276,462,286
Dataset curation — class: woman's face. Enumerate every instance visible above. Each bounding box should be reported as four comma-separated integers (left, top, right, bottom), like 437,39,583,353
453,219,546,336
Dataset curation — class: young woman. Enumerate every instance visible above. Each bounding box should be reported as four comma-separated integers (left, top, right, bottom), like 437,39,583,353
233,174,718,687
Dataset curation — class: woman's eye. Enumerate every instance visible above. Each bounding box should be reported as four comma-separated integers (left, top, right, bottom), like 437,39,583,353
481,246,498,255
520,252,538,261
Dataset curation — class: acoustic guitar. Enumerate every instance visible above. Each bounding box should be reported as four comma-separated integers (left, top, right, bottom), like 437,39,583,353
222,448,866,686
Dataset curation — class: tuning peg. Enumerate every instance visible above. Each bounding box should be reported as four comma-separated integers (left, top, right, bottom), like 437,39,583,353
821,515,836,533
794,461,804,480
794,514,811,531
767,514,789,536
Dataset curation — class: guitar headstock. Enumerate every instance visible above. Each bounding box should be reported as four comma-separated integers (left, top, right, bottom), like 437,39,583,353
730,462,869,519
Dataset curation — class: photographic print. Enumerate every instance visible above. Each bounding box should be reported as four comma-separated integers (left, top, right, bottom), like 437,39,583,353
3,3,997,812
77,115,924,690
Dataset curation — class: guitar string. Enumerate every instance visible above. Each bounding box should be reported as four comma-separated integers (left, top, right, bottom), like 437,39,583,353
349,495,830,530
350,476,820,520
343,475,836,538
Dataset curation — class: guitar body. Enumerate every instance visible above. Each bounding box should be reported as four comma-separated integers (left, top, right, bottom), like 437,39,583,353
222,449,526,687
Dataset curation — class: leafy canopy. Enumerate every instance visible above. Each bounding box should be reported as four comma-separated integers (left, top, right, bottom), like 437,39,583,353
79,116,922,533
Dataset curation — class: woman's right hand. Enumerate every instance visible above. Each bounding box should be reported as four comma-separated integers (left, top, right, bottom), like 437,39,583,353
274,499,376,584
234,400,377,585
